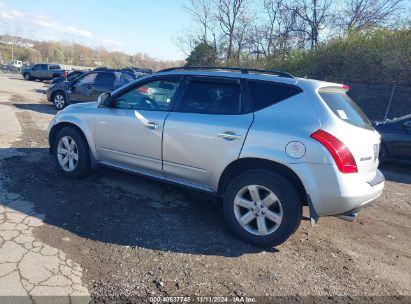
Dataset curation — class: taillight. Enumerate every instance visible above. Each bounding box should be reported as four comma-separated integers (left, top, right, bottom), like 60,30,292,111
311,130,358,173
342,84,350,91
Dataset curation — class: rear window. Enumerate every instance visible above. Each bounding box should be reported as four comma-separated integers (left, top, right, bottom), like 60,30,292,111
248,80,302,111
319,91,373,130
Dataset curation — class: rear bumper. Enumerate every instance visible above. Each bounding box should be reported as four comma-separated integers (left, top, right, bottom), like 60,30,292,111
289,163,384,217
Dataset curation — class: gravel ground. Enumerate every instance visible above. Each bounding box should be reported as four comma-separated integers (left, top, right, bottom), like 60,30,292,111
0,74,410,303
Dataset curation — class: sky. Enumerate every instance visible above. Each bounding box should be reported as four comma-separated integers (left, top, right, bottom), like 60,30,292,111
0,0,191,60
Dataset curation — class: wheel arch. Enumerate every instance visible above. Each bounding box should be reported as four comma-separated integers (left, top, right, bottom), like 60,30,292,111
218,157,307,206
51,89,67,101
49,122,96,166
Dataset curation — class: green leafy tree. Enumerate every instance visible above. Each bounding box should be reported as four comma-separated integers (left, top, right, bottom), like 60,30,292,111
185,42,217,66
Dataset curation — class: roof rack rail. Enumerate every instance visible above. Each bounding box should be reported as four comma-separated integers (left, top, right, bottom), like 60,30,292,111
159,66,294,78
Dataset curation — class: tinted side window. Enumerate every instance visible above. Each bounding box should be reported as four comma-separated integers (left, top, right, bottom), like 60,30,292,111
116,72,134,86
40,64,48,70
177,80,242,114
76,73,98,85
32,65,40,70
248,80,302,111
49,65,60,70
114,78,180,111
67,71,82,81
95,72,115,86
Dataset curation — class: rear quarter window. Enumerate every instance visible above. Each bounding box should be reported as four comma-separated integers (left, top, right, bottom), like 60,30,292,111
319,91,373,130
247,80,302,111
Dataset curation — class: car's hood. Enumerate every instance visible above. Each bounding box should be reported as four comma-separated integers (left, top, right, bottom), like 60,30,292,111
66,102,98,109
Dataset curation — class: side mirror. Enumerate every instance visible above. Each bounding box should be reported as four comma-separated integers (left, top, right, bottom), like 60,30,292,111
98,93,112,108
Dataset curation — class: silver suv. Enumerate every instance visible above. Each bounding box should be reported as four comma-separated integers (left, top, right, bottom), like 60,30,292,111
48,67,384,247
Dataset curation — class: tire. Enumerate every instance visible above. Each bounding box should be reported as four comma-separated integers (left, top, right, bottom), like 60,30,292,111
24,73,31,80
223,169,302,248
52,91,67,110
53,127,91,179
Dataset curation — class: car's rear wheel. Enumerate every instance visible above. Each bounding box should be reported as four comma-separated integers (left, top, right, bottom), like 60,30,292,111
223,170,302,247
53,91,67,110
54,127,90,179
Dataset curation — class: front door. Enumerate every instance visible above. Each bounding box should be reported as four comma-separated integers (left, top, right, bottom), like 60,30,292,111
94,76,183,176
163,76,253,191
30,64,41,78
90,72,116,101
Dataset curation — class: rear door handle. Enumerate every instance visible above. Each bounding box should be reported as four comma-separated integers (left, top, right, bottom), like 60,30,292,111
218,132,241,140
144,121,161,129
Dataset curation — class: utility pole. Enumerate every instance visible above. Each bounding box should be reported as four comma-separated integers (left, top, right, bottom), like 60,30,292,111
8,42,14,61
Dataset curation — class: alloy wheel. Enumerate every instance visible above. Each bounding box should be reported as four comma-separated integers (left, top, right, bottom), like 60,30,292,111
54,94,65,109
57,136,79,172
233,185,283,236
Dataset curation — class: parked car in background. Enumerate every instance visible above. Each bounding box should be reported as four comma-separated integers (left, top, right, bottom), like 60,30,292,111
93,67,150,79
373,114,411,163
126,67,152,77
47,69,136,109
8,60,23,68
22,63,67,81
47,66,385,247
50,70,86,84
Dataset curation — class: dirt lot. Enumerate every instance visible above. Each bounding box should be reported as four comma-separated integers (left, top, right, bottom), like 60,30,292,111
0,74,410,303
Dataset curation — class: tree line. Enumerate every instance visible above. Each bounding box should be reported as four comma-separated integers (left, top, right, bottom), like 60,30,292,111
0,35,184,71
181,0,410,84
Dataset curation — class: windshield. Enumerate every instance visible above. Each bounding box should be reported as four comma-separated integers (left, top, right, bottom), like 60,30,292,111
319,90,373,130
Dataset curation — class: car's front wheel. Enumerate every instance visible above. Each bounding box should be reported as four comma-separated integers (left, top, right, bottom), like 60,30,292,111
53,91,67,110
54,127,90,179
24,73,31,80
223,169,302,247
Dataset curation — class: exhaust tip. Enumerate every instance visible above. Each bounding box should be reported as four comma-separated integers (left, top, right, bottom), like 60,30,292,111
337,212,357,222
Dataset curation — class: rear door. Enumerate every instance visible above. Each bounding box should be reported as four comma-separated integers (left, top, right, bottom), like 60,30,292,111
162,76,253,191
91,72,116,100
69,72,98,102
39,64,48,79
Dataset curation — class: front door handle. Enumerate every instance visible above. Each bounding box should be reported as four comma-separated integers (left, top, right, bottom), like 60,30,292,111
144,121,161,129
218,132,241,140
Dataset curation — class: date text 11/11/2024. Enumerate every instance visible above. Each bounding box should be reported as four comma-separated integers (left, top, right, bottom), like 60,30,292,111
149,296,257,303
